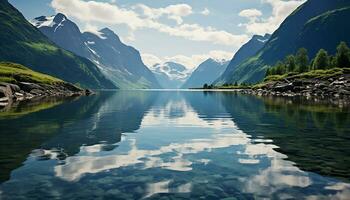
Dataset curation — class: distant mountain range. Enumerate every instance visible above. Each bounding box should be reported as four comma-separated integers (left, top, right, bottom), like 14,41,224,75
0,1,115,89
182,59,229,89
150,62,190,89
32,13,160,89
215,34,270,85
218,0,350,84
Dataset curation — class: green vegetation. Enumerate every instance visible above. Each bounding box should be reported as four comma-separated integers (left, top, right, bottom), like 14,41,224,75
266,42,350,77
217,3,350,84
0,62,63,85
0,1,115,89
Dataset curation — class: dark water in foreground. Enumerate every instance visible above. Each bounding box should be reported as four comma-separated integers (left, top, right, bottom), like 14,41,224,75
0,91,350,199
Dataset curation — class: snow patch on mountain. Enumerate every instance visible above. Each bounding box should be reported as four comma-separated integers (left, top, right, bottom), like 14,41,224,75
31,16,55,28
151,62,190,81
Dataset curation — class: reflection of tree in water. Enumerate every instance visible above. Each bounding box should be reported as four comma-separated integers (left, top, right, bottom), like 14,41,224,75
220,94,350,181
0,91,158,183
41,91,158,156
182,91,350,181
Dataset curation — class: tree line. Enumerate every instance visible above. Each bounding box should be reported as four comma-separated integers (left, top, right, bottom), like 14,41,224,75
266,41,350,77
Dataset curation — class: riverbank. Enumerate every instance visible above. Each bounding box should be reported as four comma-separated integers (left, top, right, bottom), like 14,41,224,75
0,62,92,107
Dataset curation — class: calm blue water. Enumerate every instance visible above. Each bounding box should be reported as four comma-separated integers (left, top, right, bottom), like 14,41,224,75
0,91,350,199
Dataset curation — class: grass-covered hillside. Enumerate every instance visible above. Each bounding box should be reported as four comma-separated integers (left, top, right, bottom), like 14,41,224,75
217,0,350,84
0,62,63,85
0,0,115,89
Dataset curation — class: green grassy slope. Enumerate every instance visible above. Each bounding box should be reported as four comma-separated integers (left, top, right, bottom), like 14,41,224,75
0,62,63,84
221,0,350,84
0,0,116,89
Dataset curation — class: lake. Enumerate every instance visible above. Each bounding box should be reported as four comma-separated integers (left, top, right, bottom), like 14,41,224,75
0,90,349,199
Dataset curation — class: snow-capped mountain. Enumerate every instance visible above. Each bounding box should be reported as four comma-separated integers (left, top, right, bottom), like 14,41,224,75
150,62,191,89
182,58,229,89
32,13,160,89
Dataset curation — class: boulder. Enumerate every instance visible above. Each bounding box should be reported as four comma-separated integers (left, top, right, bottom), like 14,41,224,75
273,83,294,92
0,84,13,98
18,82,43,92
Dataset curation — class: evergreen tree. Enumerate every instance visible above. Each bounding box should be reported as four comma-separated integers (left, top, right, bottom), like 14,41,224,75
203,83,208,89
296,48,309,73
284,55,296,72
335,42,350,68
275,61,286,75
313,49,329,70
329,55,337,68
265,68,271,76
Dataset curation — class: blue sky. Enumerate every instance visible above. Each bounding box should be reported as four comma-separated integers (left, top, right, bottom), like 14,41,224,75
9,0,305,69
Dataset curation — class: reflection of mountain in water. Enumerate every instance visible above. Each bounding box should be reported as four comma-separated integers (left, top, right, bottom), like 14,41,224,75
42,91,158,156
0,94,111,182
189,92,350,181
1,91,350,199
0,91,158,183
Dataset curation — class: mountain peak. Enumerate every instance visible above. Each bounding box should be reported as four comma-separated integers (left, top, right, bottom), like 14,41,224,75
99,28,115,35
98,28,121,41
53,13,67,23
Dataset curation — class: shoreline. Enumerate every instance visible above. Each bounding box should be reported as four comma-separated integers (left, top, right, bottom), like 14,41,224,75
0,81,93,107
196,70,350,103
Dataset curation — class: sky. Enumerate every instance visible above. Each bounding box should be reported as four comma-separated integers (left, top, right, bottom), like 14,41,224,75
9,0,305,69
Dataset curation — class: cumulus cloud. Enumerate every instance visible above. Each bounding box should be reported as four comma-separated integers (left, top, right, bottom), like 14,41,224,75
142,50,233,69
239,9,262,18
239,0,305,35
137,3,192,24
51,0,248,46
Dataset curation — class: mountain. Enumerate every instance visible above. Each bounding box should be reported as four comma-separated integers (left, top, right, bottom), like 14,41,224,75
0,1,115,89
220,0,350,84
33,14,160,89
215,34,270,85
151,62,190,89
182,59,229,89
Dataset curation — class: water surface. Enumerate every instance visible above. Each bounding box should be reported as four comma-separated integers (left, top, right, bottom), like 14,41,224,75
0,91,349,199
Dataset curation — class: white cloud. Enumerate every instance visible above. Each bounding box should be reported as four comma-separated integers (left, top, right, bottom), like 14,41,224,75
239,0,305,35
51,0,144,30
239,8,262,18
201,8,210,16
51,0,248,46
141,53,163,68
137,3,192,24
142,50,233,69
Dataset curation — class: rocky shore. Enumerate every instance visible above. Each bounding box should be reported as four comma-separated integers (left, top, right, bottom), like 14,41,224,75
0,82,93,107
245,73,350,99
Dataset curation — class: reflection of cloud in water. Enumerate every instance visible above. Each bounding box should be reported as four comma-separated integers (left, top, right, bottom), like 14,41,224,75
243,158,312,198
51,96,350,199
142,100,234,129
144,180,192,198
55,131,249,181
145,180,170,198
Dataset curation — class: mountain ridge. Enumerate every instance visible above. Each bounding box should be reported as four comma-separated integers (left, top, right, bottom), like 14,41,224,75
221,0,350,84
215,34,271,85
33,13,161,89
0,1,115,89
151,62,190,89
182,58,229,89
